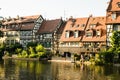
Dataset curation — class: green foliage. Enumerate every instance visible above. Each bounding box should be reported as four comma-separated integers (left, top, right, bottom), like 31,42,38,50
0,43,5,51
35,44,47,58
95,51,114,65
21,50,28,58
95,31,120,65
110,31,120,48
74,54,80,60
29,47,36,58
5,43,23,54
17,44,47,58
16,48,22,54
36,44,45,52
37,52,44,57
109,31,120,55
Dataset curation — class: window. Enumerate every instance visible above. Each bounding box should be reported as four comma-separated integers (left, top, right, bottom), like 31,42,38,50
84,43,91,48
11,40,14,44
89,24,96,28
113,25,120,31
65,31,69,38
70,23,74,27
44,34,52,39
40,35,43,40
96,30,101,37
111,13,116,20
117,2,120,8
76,24,79,27
81,24,85,27
86,32,93,37
6,40,9,44
74,31,79,38
12,25,15,28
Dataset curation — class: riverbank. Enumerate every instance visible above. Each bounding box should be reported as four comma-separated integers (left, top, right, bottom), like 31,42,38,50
2,55,94,65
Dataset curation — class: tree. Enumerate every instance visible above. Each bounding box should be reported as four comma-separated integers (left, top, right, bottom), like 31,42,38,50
36,44,45,52
110,31,120,48
35,44,46,58
110,31,120,55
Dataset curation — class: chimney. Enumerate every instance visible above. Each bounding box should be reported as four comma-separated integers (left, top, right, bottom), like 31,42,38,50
9,16,11,20
69,16,73,20
17,15,19,19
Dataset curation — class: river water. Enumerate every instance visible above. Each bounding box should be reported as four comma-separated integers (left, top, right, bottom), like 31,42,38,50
0,59,120,80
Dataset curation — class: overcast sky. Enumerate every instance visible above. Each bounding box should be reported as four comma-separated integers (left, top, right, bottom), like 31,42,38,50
0,0,109,19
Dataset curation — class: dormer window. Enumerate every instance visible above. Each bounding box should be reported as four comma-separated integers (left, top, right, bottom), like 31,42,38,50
65,31,69,38
74,30,79,38
86,32,93,37
86,31,93,37
96,30,101,37
76,24,79,27
117,2,120,8
70,23,74,27
81,24,85,27
111,12,116,20
89,24,96,28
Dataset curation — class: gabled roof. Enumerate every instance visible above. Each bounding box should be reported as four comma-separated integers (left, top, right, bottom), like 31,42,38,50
2,15,41,31
20,23,35,31
2,15,40,25
106,0,120,24
107,0,120,11
82,16,106,42
59,17,89,42
57,21,66,34
37,19,62,34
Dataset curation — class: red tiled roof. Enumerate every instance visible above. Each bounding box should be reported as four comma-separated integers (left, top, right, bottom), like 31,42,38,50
20,23,35,30
107,0,120,11
2,15,40,31
60,17,89,42
106,0,120,24
37,19,62,34
82,16,106,42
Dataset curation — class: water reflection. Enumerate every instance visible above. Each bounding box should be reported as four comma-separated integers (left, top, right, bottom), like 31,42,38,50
0,59,120,80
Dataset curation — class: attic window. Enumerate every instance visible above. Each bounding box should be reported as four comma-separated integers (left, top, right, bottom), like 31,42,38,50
117,2,120,8
65,31,69,38
70,22,75,27
76,24,79,27
86,32,93,37
89,24,96,28
96,30,101,37
111,12,116,20
81,24,85,27
74,31,79,38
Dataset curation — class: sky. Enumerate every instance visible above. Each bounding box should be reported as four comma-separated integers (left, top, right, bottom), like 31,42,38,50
0,0,110,19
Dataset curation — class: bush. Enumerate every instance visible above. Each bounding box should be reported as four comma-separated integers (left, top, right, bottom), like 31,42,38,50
95,51,114,65
21,50,28,58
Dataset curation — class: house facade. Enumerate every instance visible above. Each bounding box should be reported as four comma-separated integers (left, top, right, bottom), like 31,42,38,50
59,16,106,56
59,17,89,55
82,16,106,55
0,15,44,47
19,15,44,47
106,0,120,47
0,17,21,45
37,19,65,53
